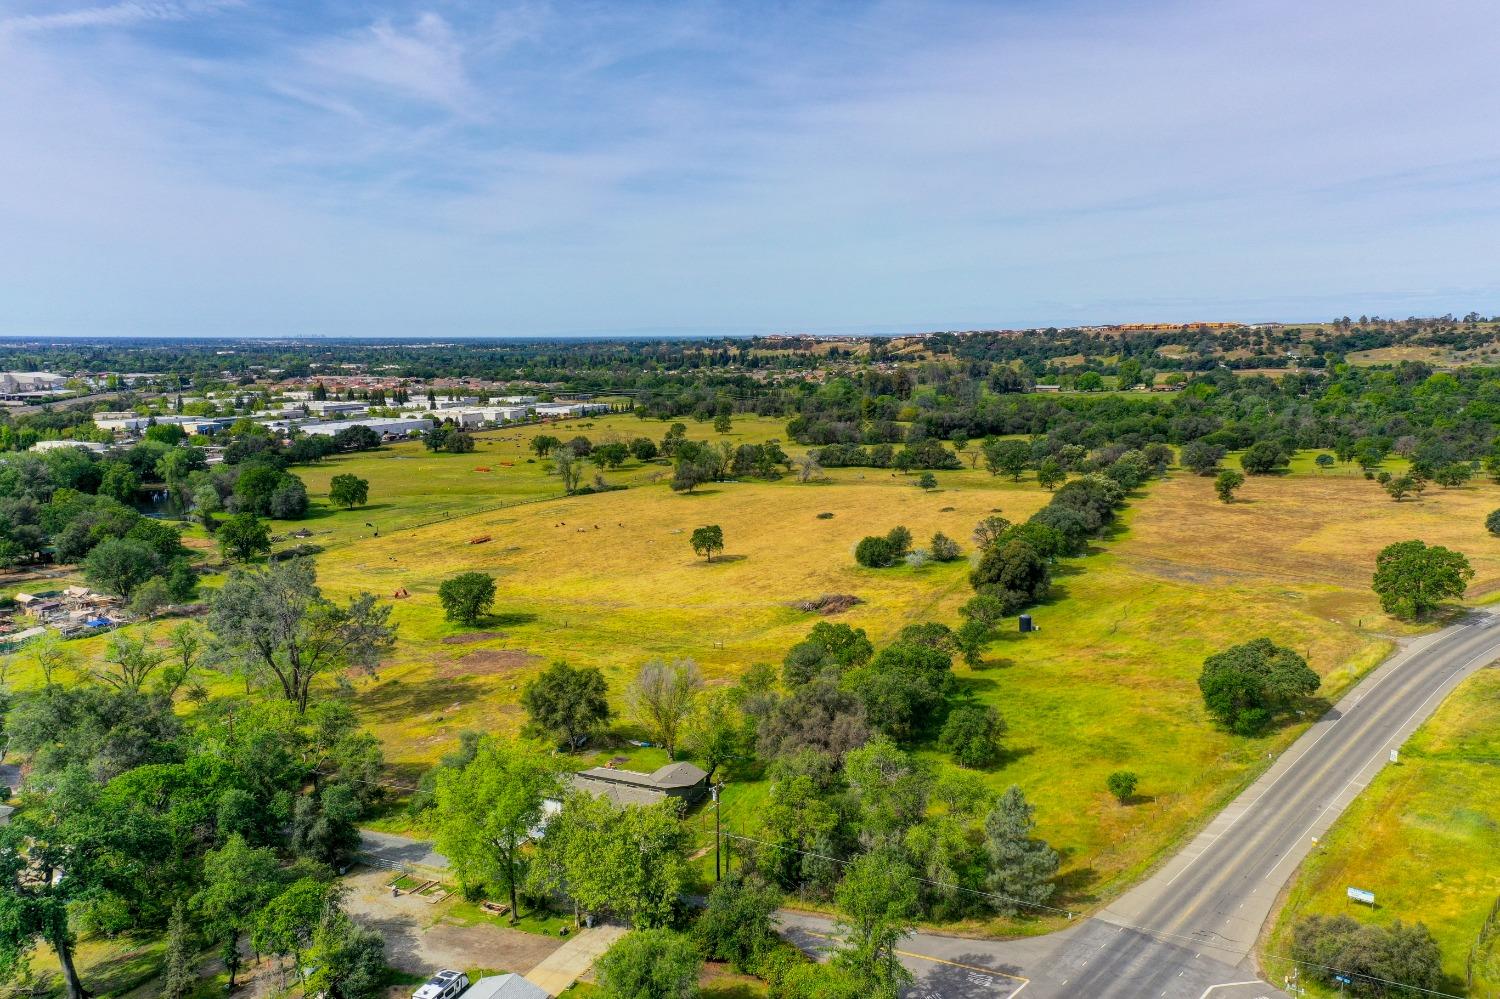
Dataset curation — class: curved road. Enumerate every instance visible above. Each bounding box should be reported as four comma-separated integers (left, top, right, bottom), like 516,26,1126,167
782,611,1500,999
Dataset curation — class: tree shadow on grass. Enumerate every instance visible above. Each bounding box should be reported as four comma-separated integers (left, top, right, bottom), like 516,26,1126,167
694,554,748,566
1052,858,1101,906
481,611,538,628
954,675,1001,696
1035,583,1072,606
994,743,1037,768
357,674,484,724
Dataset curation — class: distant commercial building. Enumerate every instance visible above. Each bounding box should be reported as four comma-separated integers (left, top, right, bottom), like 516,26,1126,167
0,371,67,394
303,400,367,417
298,417,434,438
534,402,610,418
30,439,111,454
93,413,233,435
444,405,533,427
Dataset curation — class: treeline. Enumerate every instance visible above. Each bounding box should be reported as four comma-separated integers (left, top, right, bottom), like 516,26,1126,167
781,362,1500,470
0,558,398,999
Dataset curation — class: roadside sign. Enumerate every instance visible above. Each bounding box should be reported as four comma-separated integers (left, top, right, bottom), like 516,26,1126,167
1335,974,1353,985
1347,887,1375,905
1390,749,1399,763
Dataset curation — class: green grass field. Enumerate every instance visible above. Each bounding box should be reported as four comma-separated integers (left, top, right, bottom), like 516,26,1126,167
281,419,1500,929
1263,668,1500,996
9,414,1500,944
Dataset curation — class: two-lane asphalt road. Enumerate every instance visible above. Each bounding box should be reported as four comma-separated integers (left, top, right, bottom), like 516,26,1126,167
783,611,1500,998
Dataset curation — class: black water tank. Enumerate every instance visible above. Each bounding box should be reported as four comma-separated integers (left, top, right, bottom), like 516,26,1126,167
1019,614,1033,633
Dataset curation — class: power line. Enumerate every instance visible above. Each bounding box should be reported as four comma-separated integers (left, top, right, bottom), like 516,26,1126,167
719,830,1465,999
332,767,1462,997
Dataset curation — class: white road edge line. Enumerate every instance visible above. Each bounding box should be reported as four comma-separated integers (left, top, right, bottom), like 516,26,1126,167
1259,640,1500,881
1198,981,1265,999
1164,622,1483,888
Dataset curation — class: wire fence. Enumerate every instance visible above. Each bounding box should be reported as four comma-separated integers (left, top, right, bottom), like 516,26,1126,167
1468,894,1500,995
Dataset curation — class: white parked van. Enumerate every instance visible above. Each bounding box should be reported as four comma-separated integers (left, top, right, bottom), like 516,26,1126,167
413,969,470,999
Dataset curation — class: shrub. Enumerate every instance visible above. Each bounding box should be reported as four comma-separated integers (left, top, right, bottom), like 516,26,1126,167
929,532,961,562
939,704,1006,768
855,535,898,568
1214,469,1245,503
1289,915,1442,996
694,875,781,972
596,929,700,999
1106,771,1138,803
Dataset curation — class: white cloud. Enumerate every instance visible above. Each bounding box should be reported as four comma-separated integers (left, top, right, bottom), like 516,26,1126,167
290,12,475,114
0,0,235,34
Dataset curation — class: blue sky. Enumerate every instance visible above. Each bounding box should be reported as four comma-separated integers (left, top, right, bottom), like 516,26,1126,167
3,0,1500,338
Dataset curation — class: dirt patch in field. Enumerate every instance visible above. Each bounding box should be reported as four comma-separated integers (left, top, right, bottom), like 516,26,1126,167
792,593,863,615
439,648,541,677
440,631,507,645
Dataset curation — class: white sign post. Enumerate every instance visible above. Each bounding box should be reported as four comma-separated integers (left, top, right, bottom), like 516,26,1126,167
1347,886,1375,906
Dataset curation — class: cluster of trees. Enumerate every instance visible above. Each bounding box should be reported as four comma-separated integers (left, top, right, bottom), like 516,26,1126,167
0,558,396,999
426,613,1061,946
0,448,200,608
1197,637,1321,735
1369,456,1476,502
853,526,961,569
1290,915,1443,997
811,438,961,471
777,357,1500,492
531,432,659,494
424,424,476,453
222,421,381,467
966,470,1137,616
670,433,791,492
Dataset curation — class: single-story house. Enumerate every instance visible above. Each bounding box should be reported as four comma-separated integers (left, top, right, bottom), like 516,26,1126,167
571,761,710,806
462,973,549,999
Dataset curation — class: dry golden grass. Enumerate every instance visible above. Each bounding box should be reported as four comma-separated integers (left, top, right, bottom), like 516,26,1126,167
1128,462,1500,614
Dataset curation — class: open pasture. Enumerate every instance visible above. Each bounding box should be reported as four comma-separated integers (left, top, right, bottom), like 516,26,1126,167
13,418,1500,926
291,427,1500,917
